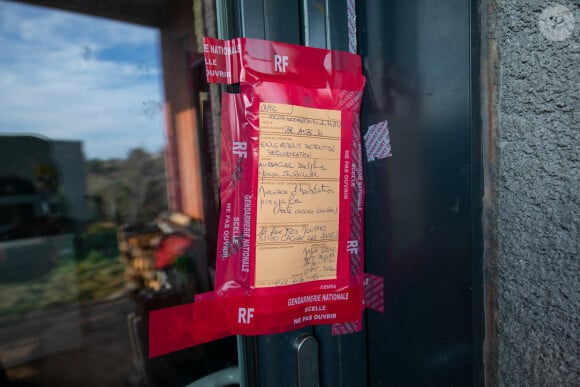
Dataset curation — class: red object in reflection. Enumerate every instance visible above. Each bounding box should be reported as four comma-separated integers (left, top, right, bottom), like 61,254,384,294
154,233,195,269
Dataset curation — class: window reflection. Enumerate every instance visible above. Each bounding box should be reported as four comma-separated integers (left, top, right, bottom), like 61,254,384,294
0,1,235,386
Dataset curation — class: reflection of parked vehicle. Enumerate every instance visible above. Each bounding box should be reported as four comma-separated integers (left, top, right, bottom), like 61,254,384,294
0,136,90,373
0,240,53,281
0,146,84,370
0,176,62,283
0,136,72,284
0,136,78,283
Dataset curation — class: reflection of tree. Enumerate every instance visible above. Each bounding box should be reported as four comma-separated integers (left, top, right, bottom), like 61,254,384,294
86,148,167,224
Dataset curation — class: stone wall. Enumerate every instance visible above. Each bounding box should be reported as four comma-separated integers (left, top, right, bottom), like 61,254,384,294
483,1,579,385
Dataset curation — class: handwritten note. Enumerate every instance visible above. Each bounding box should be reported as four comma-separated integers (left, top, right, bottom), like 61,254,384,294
255,103,341,287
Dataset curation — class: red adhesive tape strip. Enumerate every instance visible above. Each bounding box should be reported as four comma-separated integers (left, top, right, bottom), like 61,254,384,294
150,285,363,358
364,273,384,313
331,273,384,336
150,37,367,358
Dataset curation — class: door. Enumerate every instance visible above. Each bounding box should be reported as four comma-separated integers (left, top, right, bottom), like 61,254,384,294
216,0,483,385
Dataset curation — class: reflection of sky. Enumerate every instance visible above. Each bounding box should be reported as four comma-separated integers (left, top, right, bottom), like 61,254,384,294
0,1,164,159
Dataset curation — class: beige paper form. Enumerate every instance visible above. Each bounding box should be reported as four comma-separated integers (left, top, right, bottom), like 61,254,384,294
255,103,341,287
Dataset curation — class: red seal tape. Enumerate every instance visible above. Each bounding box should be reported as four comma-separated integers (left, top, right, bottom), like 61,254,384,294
150,38,366,357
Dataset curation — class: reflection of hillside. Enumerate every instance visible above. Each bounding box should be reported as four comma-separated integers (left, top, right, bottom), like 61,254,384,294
86,148,167,225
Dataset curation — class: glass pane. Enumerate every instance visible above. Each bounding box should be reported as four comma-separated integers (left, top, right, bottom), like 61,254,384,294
0,1,236,386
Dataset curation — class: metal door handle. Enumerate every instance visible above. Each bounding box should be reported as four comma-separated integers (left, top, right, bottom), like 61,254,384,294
294,335,319,387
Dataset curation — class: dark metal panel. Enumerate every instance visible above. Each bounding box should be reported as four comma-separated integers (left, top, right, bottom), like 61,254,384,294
218,2,310,386
216,0,241,40
255,328,313,386
310,3,367,386
240,0,266,39
222,2,366,386
300,0,327,48
358,0,478,385
263,0,301,44
217,2,369,386
299,0,350,52
217,1,483,385
325,0,349,52
314,324,367,387
469,1,485,385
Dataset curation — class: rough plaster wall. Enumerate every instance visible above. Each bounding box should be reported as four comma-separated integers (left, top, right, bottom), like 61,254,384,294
484,1,579,385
